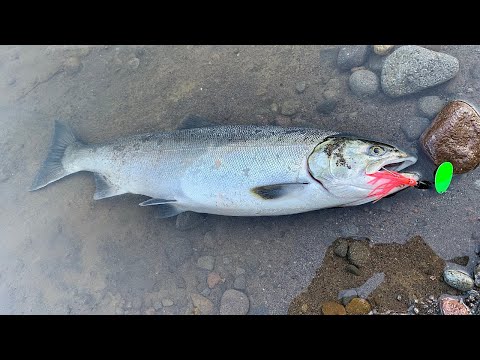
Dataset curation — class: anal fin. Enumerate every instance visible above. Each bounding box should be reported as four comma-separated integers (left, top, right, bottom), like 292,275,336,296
251,182,309,200
93,173,124,200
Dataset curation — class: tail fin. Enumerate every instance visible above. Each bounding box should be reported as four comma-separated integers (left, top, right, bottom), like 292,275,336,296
30,121,81,191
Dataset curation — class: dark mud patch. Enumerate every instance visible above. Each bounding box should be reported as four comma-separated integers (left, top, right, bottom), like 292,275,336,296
289,236,455,314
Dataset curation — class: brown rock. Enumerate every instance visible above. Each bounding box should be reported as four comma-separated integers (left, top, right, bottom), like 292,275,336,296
439,296,471,315
191,293,215,315
345,298,371,315
207,272,223,288
321,301,347,315
421,100,480,174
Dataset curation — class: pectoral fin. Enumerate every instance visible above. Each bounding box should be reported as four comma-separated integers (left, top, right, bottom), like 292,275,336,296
139,198,177,206
251,183,309,200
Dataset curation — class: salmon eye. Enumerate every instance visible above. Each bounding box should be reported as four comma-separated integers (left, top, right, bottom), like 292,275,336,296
368,145,386,156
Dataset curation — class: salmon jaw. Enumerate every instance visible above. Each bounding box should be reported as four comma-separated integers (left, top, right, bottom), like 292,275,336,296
367,170,418,202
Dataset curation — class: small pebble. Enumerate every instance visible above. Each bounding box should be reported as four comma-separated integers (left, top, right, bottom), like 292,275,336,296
443,268,474,292
349,69,379,97
207,272,222,288
417,96,445,119
162,299,174,307
346,264,362,276
64,57,82,75
295,81,306,93
220,289,249,315
233,275,246,290
345,298,371,315
145,307,156,315
439,295,471,315
400,117,431,141
127,57,140,70
235,267,246,276
271,103,278,113
197,255,215,271
191,293,215,315
337,45,369,70
373,45,394,56
397,295,402,301
338,289,358,306
347,241,370,267
321,301,347,315
280,100,300,116
474,264,480,287
334,239,349,258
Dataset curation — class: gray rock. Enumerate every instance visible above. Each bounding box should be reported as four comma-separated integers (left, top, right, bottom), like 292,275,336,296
233,275,246,290
381,45,459,97
334,239,349,258
443,269,474,292
367,54,386,74
270,103,279,113
295,81,306,93
348,70,379,97
338,289,358,306
153,301,163,311
337,45,369,70
401,116,431,141
417,96,445,119
475,264,480,287
280,100,300,116
175,212,205,230
316,90,338,114
200,288,211,297
341,223,359,237
191,293,215,315
127,57,140,70
64,57,82,75
346,264,362,276
235,267,246,276
164,237,193,267
319,47,340,68
348,242,370,267
162,299,174,307
356,272,385,298
197,255,215,271
220,289,249,315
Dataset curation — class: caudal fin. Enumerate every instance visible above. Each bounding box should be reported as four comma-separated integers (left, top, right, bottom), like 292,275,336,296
30,121,81,191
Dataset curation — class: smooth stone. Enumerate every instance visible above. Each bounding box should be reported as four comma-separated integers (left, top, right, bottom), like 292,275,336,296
373,45,394,56
474,264,480,287
233,275,246,290
191,293,215,315
337,45,369,70
64,57,82,75
381,45,459,97
161,299,174,307
443,269,474,291
421,100,480,174
315,93,337,114
321,301,347,315
345,298,371,315
220,289,249,315
417,96,445,119
349,70,379,97
348,242,370,267
295,81,306,93
346,264,362,276
197,255,215,271
338,289,358,306
280,100,300,116
356,272,385,299
127,57,140,70
207,272,222,288
401,116,431,141
334,239,349,258
367,54,386,74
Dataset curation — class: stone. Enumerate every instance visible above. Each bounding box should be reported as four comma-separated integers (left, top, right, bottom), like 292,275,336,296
316,89,338,114
235,267,246,276
401,116,431,141
295,81,306,93
356,272,385,299
345,298,371,314
153,301,163,311
127,57,140,70
373,45,394,56
338,289,358,306
161,299,174,307
220,289,249,315
346,264,362,276
439,295,471,315
175,212,205,230
417,96,445,119
321,301,347,315
191,293,215,315
207,272,222,288
381,45,459,97
421,100,480,174
197,256,215,271
271,103,278,113
367,54,386,74
144,307,156,315
337,45,369,70
280,100,300,116
443,269,474,292
348,70,379,97
348,241,370,267
334,239,349,258
233,275,246,290
64,57,82,75
176,115,218,130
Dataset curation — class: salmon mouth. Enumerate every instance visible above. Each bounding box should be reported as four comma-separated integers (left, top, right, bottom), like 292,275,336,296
366,155,417,174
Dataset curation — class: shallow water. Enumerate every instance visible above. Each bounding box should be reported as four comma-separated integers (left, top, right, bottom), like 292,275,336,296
0,45,479,314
